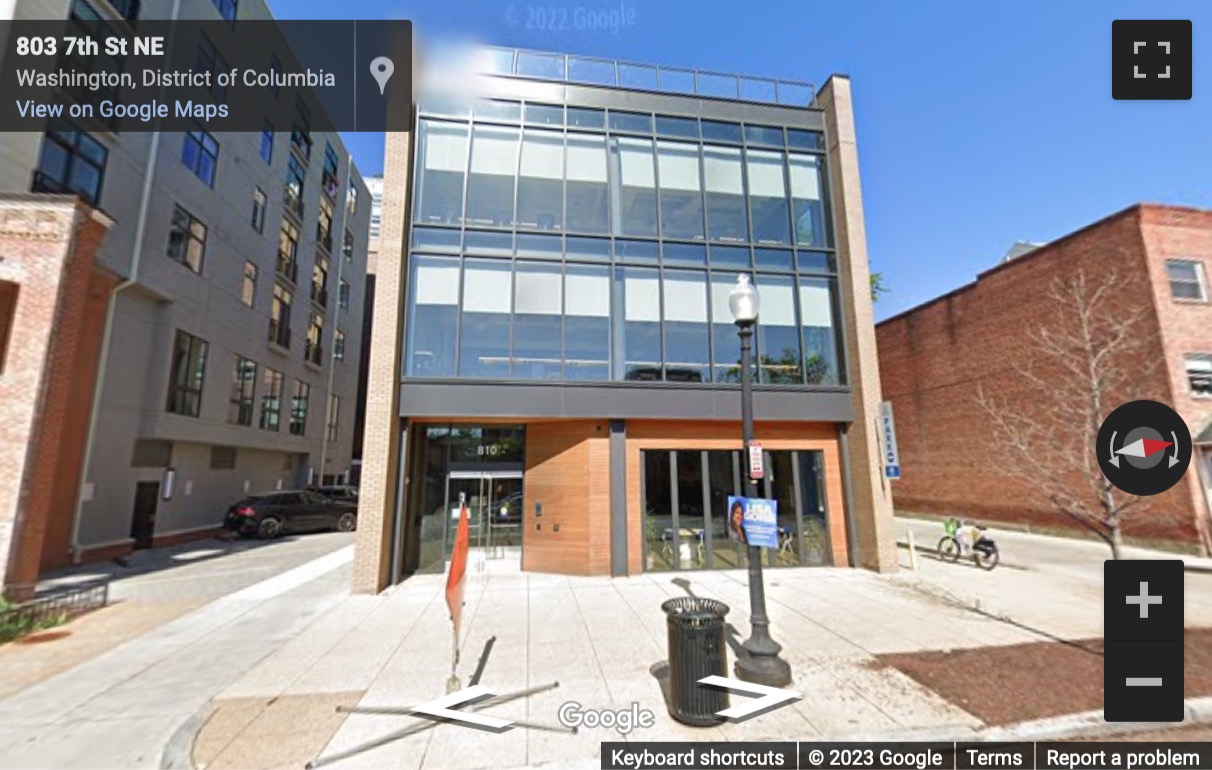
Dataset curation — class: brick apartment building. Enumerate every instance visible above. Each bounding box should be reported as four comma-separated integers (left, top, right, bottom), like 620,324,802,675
0,0,371,596
877,204,1212,553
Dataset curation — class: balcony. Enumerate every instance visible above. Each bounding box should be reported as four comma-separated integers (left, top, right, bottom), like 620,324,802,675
310,283,328,308
276,255,298,284
283,191,304,221
316,228,333,254
478,46,816,107
268,319,291,349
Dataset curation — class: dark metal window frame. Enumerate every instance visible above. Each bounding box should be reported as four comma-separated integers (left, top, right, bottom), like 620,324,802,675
259,367,283,431
227,355,257,426
166,329,208,418
33,127,108,205
289,380,310,435
166,203,207,274
182,127,219,187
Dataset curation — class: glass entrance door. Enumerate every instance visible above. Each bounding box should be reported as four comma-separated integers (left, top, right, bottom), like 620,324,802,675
445,471,523,561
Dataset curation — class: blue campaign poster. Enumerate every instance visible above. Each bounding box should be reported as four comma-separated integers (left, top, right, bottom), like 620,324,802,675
726,495,779,549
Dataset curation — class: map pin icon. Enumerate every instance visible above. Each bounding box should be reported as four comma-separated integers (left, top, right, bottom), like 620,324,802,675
370,56,394,95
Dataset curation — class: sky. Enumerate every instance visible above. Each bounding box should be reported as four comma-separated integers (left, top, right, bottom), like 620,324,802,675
270,0,1212,321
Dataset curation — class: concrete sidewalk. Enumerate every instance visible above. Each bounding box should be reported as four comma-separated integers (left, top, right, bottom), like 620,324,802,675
184,558,1124,770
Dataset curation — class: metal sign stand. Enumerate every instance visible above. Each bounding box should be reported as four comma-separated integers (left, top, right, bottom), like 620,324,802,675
306,636,574,769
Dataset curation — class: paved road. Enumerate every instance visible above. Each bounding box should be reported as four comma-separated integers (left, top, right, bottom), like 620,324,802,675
0,533,355,769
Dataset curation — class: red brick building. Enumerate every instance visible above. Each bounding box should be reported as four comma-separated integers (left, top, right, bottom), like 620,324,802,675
876,204,1212,553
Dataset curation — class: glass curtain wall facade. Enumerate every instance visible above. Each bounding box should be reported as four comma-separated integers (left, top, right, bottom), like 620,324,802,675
404,99,845,388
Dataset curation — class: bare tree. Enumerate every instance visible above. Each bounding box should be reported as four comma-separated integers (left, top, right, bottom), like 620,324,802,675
975,268,1170,559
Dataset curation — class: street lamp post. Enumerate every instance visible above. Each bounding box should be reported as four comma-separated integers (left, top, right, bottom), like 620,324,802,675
728,274,793,688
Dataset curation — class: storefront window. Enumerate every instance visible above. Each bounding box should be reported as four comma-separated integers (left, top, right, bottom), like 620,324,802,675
643,450,672,570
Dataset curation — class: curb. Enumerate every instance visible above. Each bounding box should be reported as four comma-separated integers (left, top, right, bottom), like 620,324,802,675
161,706,212,770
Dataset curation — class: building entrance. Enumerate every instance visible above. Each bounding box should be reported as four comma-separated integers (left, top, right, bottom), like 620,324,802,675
446,472,523,560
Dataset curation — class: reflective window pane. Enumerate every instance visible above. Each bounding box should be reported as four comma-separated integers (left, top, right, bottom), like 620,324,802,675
516,51,564,79
754,248,794,272
710,245,750,269
414,121,468,226
618,63,658,91
796,250,834,273
672,451,706,569
565,134,609,234
662,271,709,383
406,255,459,377
465,125,519,228
662,242,707,267
707,451,744,567
412,226,461,252
614,267,662,381
568,107,606,130
787,129,825,151
710,273,747,382
608,111,653,134
643,450,673,570
700,120,742,143
744,124,785,147
789,154,830,248
610,137,658,238
459,259,512,378
512,261,563,380
656,116,699,139
657,141,704,240
755,274,802,383
474,99,521,122
516,232,562,259
517,129,564,231
566,236,611,262
465,230,513,256
614,239,659,264
524,103,564,126
568,57,616,86
703,146,748,243
799,277,842,385
564,264,611,380
746,149,791,245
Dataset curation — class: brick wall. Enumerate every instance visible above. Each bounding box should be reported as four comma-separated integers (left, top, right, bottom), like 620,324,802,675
877,205,1205,546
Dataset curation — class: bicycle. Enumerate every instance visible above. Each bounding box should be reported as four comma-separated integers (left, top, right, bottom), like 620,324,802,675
937,518,1000,571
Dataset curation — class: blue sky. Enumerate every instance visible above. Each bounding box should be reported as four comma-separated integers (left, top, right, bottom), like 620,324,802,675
270,0,1212,320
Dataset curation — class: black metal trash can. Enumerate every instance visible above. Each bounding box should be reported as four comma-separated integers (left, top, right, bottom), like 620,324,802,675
661,597,730,726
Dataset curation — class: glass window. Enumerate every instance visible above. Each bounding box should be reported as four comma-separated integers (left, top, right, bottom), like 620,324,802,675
754,248,794,272
796,250,833,273
614,267,662,381
195,33,229,101
516,51,564,79
512,261,563,380
474,99,521,122
744,124,785,147
672,451,706,570
284,154,305,217
181,129,218,186
516,233,562,259
746,149,791,245
259,368,283,430
609,111,653,134
702,146,748,243
524,103,564,126
241,261,257,307
1186,354,1212,396
260,122,273,163
406,255,459,377
643,450,673,570
568,107,606,130
465,230,513,256
414,121,469,226
565,134,609,235
710,273,746,383
210,0,237,21
787,129,825,152
610,137,658,238
227,356,256,426
167,205,206,274
700,120,742,143
418,95,472,118
755,274,802,383
166,330,208,417
662,242,707,267
35,128,107,204
564,264,611,380
334,329,346,361
656,116,699,139
459,259,512,378
517,130,564,231
269,283,292,348
251,187,267,232
614,239,660,265
326,394,340,441
799,277,841,385
412,227,461,252
465,125,519,228
305,312,324,365
1167,260,1206,301
565,236,611,262
710,245,750,269
662,271,710,383
289,380,309,435
789,154,830,248
656,141,704,240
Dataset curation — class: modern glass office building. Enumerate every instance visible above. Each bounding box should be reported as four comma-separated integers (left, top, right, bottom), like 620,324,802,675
353,48,896,591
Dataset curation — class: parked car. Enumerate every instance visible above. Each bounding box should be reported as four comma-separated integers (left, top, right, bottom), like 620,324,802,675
312,485,359,505
224,490,357,539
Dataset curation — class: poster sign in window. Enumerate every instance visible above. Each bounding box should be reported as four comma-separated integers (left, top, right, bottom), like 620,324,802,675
726,495,779,549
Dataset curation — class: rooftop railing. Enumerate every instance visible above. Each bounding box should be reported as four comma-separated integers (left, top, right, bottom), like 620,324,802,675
479,46,816,108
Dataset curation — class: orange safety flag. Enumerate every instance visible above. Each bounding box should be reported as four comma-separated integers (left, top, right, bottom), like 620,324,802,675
445,500,471,643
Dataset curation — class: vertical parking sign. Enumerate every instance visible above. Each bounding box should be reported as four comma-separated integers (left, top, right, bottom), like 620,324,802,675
880,401,901,479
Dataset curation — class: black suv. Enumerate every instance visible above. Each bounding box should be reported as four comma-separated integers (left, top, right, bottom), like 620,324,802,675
313,485,359,505
224,490,357,539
